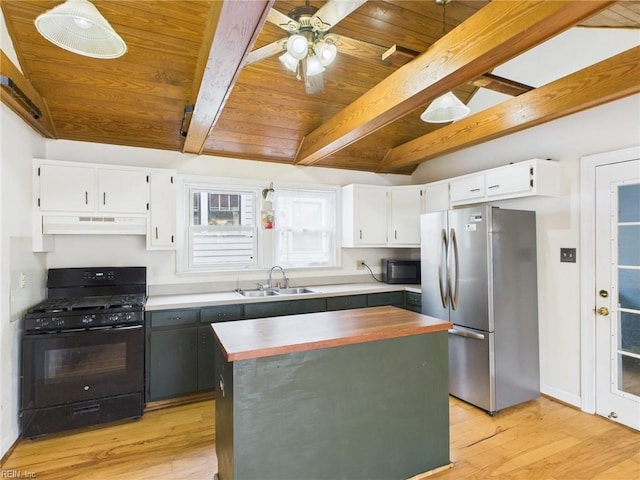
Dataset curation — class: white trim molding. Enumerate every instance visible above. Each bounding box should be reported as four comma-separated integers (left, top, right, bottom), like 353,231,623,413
579,145,640,414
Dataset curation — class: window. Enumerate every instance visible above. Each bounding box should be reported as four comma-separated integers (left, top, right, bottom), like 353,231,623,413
188,186,258,270
273,188,337,268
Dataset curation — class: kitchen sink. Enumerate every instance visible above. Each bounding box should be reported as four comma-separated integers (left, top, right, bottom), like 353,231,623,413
274,287,315,295
235,287,316,297
235,289,279,297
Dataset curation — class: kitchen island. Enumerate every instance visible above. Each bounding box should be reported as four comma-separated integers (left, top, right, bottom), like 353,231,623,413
212,305,451,480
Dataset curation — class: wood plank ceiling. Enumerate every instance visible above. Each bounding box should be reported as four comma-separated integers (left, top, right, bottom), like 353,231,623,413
1,1,639,175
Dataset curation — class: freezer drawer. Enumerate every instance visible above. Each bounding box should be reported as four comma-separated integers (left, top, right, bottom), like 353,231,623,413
448,326,493,413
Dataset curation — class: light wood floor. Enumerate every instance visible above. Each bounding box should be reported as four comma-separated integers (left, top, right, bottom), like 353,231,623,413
1,396,638,480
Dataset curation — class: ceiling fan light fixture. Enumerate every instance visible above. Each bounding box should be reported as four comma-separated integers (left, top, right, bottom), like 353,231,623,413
420,91,471,123
286,34,308,60
315,40,337,66
305,55,325,77
279,52,299,73
34,0,126,59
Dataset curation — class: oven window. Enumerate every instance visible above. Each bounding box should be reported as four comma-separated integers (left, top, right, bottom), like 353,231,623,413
45,343,127,384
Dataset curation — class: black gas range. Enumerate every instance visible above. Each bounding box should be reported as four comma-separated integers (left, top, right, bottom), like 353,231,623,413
21,267,147,438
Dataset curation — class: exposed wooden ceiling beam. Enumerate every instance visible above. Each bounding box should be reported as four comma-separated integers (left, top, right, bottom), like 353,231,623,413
0,50,56,138
377,46,640,172
383,45,533,96
183,0,274,154
293,0,617,167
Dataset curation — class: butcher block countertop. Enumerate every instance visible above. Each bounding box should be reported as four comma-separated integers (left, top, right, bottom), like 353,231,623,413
211,305,451,362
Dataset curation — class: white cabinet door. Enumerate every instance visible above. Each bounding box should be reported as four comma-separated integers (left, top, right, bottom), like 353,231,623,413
485,162,532,198
342,185,388,247
424,182,450,213
39,164,96,212
98,168,149,214
389,186,423,246
450,174,485,204
148,171,176,249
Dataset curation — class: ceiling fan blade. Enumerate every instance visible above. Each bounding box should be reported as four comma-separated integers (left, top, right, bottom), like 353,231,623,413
305,72,324,94
245,39,286,67
267,8,299,32
334,34,388,62
312,0,368,32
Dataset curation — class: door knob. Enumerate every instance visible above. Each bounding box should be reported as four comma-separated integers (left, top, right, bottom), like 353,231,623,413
596,307,610,316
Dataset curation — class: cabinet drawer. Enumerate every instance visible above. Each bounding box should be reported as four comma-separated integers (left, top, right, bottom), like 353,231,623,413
150,309,198,328
200,304,243,323
367,291,404,307
326,295,367,311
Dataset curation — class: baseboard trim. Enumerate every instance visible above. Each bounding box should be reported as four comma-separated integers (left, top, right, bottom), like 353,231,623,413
540,384,581,409
0,438,20,468
144,391,214,412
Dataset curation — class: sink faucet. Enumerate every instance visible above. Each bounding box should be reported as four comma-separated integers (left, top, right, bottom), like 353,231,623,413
267,265,289,289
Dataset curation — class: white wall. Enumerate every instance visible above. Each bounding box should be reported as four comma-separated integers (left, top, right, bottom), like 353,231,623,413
0,103,47,458
412,93,640,407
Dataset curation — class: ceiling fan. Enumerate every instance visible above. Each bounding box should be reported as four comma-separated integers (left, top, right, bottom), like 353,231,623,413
245,0,369,94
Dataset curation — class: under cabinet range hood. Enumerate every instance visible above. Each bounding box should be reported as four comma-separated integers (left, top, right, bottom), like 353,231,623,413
42,215,146,235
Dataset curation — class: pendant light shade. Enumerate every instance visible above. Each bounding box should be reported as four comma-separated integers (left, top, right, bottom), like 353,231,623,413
279,52,299,73
34,0,126,59
420,91,470,123
314,40,337,67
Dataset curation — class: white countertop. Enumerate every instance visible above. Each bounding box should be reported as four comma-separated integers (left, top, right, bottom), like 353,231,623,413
146,283,421,311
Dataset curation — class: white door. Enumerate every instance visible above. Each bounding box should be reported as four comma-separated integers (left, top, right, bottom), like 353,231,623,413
595,159,640,430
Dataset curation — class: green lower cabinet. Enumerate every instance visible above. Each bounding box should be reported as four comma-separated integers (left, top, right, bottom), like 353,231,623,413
197,325,217,391
405,291,422,313
367,291,405,308
148,325,199,401
326,294,367,311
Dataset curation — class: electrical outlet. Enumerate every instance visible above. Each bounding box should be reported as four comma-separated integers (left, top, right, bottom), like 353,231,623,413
356,260,365,270
560,248,576,263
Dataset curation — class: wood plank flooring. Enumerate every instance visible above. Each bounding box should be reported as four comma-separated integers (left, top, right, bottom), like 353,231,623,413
1,396,638,479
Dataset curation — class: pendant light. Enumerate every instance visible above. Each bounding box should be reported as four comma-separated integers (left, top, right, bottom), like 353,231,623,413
421,0,470,123
34,0,127,59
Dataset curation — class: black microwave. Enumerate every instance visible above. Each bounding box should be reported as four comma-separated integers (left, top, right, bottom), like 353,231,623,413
381,259,421,284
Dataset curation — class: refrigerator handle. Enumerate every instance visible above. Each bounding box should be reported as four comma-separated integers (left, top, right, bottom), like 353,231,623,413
448,328,485,340
438,228,449,308
449,228,460,310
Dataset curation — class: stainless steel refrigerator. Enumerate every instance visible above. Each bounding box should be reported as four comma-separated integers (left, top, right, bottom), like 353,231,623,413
420,206,540,414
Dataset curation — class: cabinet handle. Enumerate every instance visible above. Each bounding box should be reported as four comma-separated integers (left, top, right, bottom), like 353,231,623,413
394,230,397,240
85,191,89,204
201,333,207,345
171,235,174,243
488,184,500,189
103,192,106,205
359,230,363,240
155,227,159,239
470,188,481,192
169,316,181,321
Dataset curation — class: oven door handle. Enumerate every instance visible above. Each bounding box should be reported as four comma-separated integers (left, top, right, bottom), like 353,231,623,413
92,324,143,331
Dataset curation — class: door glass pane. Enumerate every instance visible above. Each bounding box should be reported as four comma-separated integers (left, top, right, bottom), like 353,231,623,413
618,184,640,222
618,354,640,397
618,225,640,266
619,269,640,310
620,311,640,355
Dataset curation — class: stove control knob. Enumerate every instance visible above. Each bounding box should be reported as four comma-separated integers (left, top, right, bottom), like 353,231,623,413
82,315,94,325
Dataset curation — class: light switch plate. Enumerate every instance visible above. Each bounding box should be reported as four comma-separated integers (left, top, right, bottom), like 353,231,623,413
560,247,576,263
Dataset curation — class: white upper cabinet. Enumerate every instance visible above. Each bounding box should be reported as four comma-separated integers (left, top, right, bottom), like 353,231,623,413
38,162,149,215
147,171,176,250
97,168,149,214
388,185,424,246
448,158,561,206
449,174,485,204
38,164,96,212
423,181,449,213
342,184,389,247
